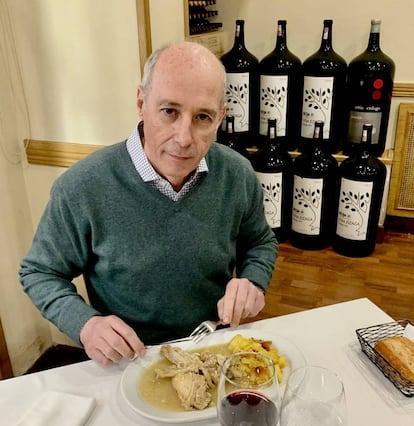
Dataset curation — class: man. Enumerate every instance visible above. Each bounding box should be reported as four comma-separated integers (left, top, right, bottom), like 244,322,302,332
19,42,277,365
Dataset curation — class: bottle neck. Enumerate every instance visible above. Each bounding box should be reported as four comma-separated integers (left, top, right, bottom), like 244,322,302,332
319,21,333,52
233,21,246,51
311,122,325,151
275,21,287,51
367,31,381,53
366,20,382,53
355,126,373,156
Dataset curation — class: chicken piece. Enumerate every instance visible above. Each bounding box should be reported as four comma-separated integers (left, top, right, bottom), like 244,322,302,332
171,372,212,410
199,352,226,388
155,345,203,379
155,365,194,378
160,345,202,369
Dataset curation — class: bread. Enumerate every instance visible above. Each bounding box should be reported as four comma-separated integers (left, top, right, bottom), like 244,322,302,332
374,336,414,381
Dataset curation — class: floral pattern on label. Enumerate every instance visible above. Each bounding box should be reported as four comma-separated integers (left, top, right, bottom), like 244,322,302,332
259,75,288,136
256,172,283,228
292,176,323,235
336,178,373,240
301,76,333,138
223,72,250,132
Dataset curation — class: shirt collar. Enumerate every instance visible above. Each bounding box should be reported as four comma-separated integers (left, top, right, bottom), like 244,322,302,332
126,122,208,183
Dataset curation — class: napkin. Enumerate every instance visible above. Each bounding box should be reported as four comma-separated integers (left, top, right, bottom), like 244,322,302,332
16,390,96,426
403,323,414,342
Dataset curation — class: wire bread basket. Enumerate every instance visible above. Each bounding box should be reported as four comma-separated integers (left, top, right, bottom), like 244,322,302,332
355,319,414,397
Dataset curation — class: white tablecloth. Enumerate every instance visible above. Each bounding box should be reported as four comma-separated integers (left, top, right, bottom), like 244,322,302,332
1,298,414,425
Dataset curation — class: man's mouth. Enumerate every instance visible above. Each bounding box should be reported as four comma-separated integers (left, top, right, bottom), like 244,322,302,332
168,152,192,160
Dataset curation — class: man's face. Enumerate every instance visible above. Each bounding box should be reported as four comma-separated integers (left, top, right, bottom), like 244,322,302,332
137,51,226,191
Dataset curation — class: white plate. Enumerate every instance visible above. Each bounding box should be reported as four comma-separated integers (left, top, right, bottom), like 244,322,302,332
120,329,306,424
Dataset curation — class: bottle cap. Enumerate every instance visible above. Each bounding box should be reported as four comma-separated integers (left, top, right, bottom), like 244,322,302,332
370,19,381,33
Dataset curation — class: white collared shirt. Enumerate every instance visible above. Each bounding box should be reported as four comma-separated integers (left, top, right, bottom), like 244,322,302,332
126,122,208,201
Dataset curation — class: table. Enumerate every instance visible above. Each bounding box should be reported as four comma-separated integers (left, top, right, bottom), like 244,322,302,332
1,298,413,425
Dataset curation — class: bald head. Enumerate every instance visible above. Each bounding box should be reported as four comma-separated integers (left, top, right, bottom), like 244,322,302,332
141,42,226,107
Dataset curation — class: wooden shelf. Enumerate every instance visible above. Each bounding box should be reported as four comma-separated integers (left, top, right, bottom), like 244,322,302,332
246,147,394,165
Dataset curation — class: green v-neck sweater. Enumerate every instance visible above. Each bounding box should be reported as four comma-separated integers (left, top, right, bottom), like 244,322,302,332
19,141,277,345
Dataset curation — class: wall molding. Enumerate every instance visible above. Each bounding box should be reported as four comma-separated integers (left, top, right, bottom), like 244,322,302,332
393,82,414,98
25,139,102,168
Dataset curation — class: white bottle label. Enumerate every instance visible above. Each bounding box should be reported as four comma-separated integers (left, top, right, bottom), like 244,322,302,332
348,110,382,145
259,75,288,136
336,178,373,241
292,176,323,235
256,172,283,228
223,72,250,132
301,76,334,138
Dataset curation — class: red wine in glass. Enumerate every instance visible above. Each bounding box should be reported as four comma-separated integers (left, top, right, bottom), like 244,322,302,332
218,390,278,426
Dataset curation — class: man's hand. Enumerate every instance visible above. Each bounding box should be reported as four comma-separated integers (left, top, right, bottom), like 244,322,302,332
79,315,146,365
217,278,265,328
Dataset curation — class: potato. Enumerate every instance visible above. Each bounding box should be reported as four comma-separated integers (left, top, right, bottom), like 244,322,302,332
227,334,288,383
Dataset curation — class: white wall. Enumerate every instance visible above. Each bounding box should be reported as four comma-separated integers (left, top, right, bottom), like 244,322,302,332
1,0,141,375
0,155,53,376
11,0,140,144
149,0,185,51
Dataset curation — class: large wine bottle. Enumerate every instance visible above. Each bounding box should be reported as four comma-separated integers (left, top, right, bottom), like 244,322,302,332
290,121,338,250
343,19,395,157
254,119,293,242
258,20,302,151
299,20,347,154
220,19,259,149
333,124,386,257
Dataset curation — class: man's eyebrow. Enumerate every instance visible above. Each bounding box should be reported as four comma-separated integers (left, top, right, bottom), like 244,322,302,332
158,100,218,117
200,108,218,117
157,100,181,107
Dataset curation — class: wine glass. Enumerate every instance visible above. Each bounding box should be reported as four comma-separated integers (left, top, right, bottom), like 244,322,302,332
280,365,347,426
217,351,281,426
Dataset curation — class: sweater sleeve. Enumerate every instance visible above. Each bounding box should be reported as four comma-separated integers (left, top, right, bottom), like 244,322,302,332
235,163,279,292
19,181,101,345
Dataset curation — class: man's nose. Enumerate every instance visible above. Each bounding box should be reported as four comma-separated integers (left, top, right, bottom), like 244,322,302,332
175,116,193,147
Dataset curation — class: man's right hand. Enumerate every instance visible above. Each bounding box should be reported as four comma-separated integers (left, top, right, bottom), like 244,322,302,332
79,315,145,365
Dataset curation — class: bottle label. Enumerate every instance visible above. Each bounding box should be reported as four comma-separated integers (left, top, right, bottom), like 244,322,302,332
336,178,373,241
348,110,382,145
259,75,288,136
223,72,250,132
256,171,283,228
301,76,334,138
292,176,323,235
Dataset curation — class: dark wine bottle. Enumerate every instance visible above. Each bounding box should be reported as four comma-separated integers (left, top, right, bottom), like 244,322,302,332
220,115,250,159
290,121,338,250
333,124,386,257
259,20,302,151
254,119,293,242
299,20,347,154
220,115,237,148
344,19,395,158
220,19,259,149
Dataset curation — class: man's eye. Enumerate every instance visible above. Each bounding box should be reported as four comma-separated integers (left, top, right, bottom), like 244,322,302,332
162,108,176,116
198,113,212,122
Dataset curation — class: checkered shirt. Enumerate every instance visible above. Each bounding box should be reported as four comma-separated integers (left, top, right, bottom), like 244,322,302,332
126,122,208,201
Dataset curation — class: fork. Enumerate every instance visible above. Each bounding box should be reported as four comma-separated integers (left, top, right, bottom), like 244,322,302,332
144,320,221,353
189,320,221,344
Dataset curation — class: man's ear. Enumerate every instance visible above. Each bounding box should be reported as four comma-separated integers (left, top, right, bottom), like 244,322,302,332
137,86,145,119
